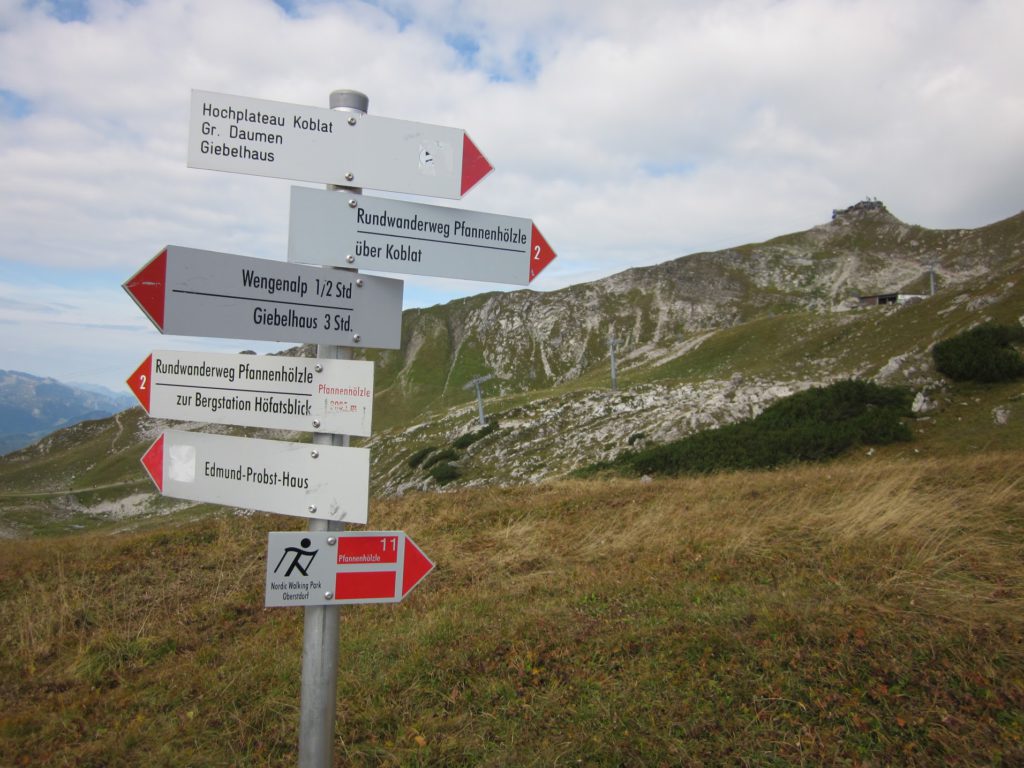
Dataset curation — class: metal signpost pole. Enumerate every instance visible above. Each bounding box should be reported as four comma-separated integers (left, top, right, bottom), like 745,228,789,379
298,89,368,768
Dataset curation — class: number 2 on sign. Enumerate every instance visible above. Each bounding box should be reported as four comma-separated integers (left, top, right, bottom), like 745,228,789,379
533,244,541,261
137,374,147,390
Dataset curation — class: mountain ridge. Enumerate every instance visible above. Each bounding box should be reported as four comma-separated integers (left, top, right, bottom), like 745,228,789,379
354,202,1024,429
2,200,1022,532
0,370,135,456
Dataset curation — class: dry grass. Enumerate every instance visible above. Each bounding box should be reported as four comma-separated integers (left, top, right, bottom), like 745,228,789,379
2,453,1023,765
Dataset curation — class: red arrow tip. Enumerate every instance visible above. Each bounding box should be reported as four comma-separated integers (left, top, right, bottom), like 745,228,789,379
401,537,434,597
528,225,557,282
124,248,168,330
141,434,164,492
461,133,493,197
127,354,153,413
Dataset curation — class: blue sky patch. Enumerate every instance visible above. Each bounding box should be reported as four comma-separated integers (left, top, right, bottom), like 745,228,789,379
444,32,480,68
271,0,301,17
28,0,92,23
0,90,32,119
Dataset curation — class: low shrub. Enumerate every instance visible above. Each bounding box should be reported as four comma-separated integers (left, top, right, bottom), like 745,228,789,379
407,446,436,469
593,380,913,477
452,420,499,450
932,323,1024,383
428,462,460,485
422,447,460,470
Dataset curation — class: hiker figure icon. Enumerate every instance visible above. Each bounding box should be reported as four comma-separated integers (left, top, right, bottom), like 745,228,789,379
275,537,318,577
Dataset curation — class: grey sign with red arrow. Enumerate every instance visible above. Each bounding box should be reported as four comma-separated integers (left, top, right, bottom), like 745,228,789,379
188,89,492,199
123,245,403,349
288,187,556,285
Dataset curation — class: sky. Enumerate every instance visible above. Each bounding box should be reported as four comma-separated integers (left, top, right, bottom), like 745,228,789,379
0,0,1021,392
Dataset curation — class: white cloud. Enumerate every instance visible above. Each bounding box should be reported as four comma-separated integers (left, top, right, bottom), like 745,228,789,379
0,0,1021,389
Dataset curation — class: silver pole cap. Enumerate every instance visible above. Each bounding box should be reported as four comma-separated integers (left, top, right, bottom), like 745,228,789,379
329,90,368,113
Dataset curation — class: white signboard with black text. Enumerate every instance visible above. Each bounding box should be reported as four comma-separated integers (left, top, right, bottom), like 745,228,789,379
141,429,370,524
288,187,556,285
187,90,492,199
128,351,374,436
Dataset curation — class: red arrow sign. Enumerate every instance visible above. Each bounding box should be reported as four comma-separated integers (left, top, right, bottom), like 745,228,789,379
529,224,557,282
265,531,434,606
140,433,164,491
461,133,493,197
123,249,167,331
335,533,434,602
127,354,153,413
401,536,434,597
123,245,403,348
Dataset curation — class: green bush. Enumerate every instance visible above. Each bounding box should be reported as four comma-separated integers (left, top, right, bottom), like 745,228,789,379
452,420,499,450
407,446,437,469
428,462,460,485
932,324,1024,383
600,380,912,478
422,447,459,470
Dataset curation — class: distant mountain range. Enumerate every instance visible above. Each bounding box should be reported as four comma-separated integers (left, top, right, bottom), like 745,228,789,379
0,371,134,455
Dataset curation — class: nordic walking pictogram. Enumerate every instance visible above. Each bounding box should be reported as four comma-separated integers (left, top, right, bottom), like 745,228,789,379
274,537,318,577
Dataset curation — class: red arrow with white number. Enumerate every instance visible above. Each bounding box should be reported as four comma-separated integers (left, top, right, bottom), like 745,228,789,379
127,354,153,412
528,224,556,282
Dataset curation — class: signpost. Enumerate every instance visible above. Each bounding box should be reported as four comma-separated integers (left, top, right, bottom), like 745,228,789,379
123,245,403,349
188,90,492,199
125,86,556,768
127,350,374,436
140,429,370,524
265,531,434,607
288,187,557,285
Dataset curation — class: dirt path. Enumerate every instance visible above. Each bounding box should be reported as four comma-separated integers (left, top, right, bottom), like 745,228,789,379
0,480,150,500
112,410,125,452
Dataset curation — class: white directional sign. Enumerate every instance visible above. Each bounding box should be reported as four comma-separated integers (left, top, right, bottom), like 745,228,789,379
123,246,403,349
187,90,493,199
141,429,370,524
128,351,374,436
288,187,557,285
265,531,434,607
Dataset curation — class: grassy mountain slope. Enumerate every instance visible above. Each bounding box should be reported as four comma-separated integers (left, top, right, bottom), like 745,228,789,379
2,453,1021,765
